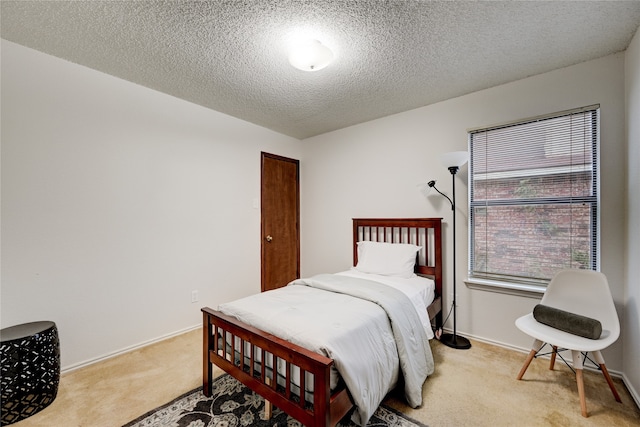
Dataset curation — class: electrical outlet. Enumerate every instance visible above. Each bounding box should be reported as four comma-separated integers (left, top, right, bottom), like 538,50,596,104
191,290,199,303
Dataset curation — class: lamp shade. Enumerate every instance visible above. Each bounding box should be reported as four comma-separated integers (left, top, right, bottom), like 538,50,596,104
440,151,469,168
289,40,334,71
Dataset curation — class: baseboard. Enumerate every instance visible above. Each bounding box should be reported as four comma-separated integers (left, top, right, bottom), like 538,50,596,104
469,333,640,409
621,372,640,410
61,324,640,410
447,330,627,379
438,328,537,357
61,323,202,374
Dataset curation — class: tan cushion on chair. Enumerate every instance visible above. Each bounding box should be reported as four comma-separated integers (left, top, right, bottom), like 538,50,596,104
533,304,602,340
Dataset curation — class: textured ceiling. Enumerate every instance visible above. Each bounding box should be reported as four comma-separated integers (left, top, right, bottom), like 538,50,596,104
2,1,640,139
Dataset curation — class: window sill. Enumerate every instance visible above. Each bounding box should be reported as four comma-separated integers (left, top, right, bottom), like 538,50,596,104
464,277,545,299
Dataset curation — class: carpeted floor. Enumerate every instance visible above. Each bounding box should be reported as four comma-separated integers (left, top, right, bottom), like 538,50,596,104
384,338,640,427
12,328,640,427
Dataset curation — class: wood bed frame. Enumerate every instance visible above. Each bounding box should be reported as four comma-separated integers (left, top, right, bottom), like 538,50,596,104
202,218,442,427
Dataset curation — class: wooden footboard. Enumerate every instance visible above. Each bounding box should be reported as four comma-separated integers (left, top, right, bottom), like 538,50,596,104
202,307,353,427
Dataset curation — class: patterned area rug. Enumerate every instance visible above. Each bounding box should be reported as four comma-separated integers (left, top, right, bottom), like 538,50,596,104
123,374,427,427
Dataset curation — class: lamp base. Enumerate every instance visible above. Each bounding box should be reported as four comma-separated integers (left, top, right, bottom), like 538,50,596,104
440,333,471,350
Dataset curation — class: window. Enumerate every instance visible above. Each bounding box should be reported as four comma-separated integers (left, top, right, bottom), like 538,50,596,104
468,106,599,289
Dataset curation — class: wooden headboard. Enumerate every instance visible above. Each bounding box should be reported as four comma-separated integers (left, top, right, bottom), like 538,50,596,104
352,218,443,325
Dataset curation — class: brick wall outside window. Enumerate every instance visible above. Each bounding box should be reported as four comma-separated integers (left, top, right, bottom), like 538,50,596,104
472,172,592,281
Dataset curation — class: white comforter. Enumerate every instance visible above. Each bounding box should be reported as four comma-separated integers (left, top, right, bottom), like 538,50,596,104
217,272,435,425
337,269,436,340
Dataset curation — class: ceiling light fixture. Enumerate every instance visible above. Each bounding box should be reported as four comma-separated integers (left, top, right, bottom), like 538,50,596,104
288,40,334,72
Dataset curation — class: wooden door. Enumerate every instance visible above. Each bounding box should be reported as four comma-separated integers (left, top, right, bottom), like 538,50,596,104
261,152,300,292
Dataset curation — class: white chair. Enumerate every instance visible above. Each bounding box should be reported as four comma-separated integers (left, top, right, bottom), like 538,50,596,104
515,269,621,417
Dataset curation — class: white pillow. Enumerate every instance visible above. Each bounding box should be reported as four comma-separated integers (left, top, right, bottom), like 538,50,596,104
355,241,421,278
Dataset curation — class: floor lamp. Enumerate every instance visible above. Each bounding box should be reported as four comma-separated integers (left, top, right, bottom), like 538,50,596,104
427,151,471,350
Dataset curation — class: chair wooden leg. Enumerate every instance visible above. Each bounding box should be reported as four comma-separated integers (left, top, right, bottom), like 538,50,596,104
517,349,537,380
599,364,622,403
592,351,622,403
576,369,588,417
549,346,558,370
572,350,588,417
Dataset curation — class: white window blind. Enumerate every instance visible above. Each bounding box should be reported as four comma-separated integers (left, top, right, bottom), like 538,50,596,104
469,106,599,286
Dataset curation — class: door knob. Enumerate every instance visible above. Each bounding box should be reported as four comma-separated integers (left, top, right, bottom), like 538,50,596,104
265,235,273,242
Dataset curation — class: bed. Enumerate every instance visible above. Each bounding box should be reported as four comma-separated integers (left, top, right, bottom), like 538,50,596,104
201,218,443,427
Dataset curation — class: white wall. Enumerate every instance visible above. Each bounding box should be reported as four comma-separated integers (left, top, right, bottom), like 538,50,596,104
0,40,301,369
301,54,627,372
624,26,640,404
2,34,635,402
